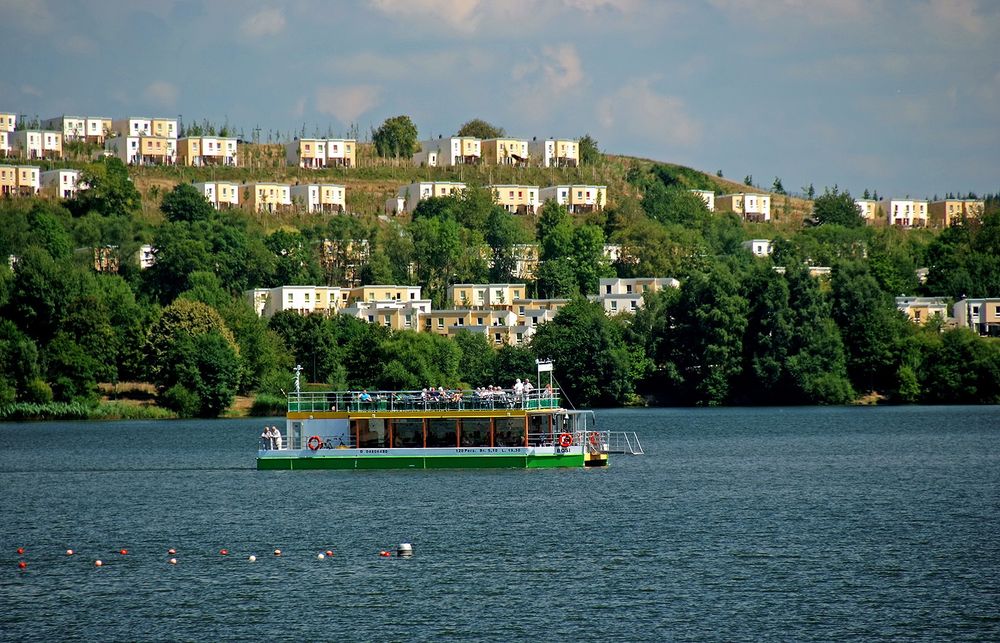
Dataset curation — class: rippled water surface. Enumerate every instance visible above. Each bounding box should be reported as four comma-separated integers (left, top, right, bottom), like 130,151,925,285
2,406,999,641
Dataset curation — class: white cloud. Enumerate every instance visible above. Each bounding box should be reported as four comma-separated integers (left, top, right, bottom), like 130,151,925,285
709,0,873,25
326,49,491,79
921,0,985,35
292,96,307,118
240,8,286,38
368,0,481,33
315,85,380,124
144,81,179,108
0,0,54,33
512,44,584,93
597,78,701,147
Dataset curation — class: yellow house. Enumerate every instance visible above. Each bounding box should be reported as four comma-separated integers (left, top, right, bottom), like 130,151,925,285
151,118,178,139
348,285,423,304
481,138,529,166
447,284,527,309
0,165,40,196
241,182,292,213
11,130,63,160
539,185,607,213
929,199,985,227
491,184,540,215
290,184,346,213
0,113,15,133
177,136,238,166
716,193,771,222
285,138,356,168
343,300,430,331
895,297,948,325
529,138,579,167
385,181,466,215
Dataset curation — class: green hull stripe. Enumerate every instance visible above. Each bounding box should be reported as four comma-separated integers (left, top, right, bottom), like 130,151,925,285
257,453,586,470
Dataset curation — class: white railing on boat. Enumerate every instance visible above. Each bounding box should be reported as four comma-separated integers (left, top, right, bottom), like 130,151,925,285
287,388,563,414
603,431,644,455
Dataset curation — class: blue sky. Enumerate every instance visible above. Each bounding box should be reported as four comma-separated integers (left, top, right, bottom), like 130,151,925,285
2,0,998,198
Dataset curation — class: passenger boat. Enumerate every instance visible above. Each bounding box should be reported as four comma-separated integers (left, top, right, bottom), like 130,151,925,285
257,365,608,470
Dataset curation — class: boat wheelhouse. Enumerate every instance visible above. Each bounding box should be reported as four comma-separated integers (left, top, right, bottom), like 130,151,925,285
257,384,607,470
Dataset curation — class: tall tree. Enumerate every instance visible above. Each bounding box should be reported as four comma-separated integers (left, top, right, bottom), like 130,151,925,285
69,157,141,217
161,183,215,223
579,134,601,165
456,119,504,139
372,115,419,159
813,186,862,227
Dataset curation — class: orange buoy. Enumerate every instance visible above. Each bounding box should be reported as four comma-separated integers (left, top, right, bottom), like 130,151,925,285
95,560,103,567
18,561,27,570
119,549,128,555
66,549,74,556
325,550,334,557
168,548,176,555
16,547,24,555
219,549,229,556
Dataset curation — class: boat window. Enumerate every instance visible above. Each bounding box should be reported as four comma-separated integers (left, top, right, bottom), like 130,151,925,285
357,418,386,448
529,414,551,446
460,418,491,447
392,418,423,448
426,418,457,448
494,417,525,447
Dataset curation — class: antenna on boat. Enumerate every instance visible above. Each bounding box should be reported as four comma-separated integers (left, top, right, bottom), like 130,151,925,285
536,359,553,399
293,364,303,395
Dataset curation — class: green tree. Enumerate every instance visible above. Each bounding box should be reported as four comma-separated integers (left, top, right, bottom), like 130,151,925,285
485,207,525,283
571,224,613,295
146,298,238,383
813,186,862,227
410,215,463,307
69,157,141,217
372,115,419,159
161,183,215,223
456,118,504,139
453,329,498,386
772,177,786,194
922,328,1000,404
579,134,601,165
0,319,41,403
159,332,240,417
531,298,634,406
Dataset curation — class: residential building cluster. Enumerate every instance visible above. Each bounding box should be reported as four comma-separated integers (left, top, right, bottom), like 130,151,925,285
245,277,677,346
385,181,607,216
854,197,985,228
896,296,1000,336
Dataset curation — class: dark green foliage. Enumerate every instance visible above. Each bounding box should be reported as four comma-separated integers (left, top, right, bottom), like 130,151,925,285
530,298,634,406
69,157,141,217
453,330,498,386
813,186,862,227
456,119,504,139
372,115,419,158
158,332,240,417
579,135,601,166
161,183,215,223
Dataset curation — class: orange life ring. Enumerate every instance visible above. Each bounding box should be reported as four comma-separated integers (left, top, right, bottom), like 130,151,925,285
558,433,573,448
307,435,323,451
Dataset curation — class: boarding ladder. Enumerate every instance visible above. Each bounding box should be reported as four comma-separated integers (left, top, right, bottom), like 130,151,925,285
602,431,644,455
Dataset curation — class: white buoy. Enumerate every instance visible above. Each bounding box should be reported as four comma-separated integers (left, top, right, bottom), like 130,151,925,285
317,553,325,560
397,543,413,558
248,555,257,562
66,549,74,556
94,560,103,567
169,558,177,565
273,549,281,557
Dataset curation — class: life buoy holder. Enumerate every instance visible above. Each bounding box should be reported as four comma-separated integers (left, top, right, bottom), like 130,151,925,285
558,433,573,448
307,435,323,451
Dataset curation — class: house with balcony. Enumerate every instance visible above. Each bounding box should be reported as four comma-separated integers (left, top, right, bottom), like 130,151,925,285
690,189,715,212
385,181,466,215
539,185,607,213
895,296,949,325
192,182,240,209
716,192,771,222
424,308,526,345
291,183,346,213
177,136,238,166
743,239,774,257
528,138,578,168
105,135,176,165
413,137,481,167
491,184,539,215
594,277,680,315
513,297,570,322
347,285,423,305
342,299,431,331
246,286,346,318
284,138,355,168
11,130,63,160
885,198,928,227
40,116,112,143
481,138,529,166
241,182,292,213
447,284,527,310
953,298,1000,336
854,199,881,223
40,169,83,198
0,165,40,196
929,199,985,227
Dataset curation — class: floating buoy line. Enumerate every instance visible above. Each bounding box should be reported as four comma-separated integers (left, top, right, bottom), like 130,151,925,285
12,544,413,570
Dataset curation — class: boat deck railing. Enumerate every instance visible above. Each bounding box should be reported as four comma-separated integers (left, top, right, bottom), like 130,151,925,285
260,429,604,452
603,431,644,455
288,388,563,414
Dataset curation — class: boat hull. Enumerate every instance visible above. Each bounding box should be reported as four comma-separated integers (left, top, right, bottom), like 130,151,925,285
257,448,586,470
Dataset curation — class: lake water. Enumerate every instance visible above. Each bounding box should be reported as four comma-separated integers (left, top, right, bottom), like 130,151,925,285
1,406,998,641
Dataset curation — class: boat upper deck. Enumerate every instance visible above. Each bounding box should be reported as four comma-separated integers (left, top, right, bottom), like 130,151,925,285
288,387,563,414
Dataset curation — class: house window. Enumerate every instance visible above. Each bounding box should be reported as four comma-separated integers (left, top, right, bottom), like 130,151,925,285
368,315,375,322
304,293,310,303
605,284,612,294
630,301,637,310
914,310,922,321
384,315,391,326
494,333,502,344
287,293,293,303
404,315,412,328
437,319,444,329
626,285,633,294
